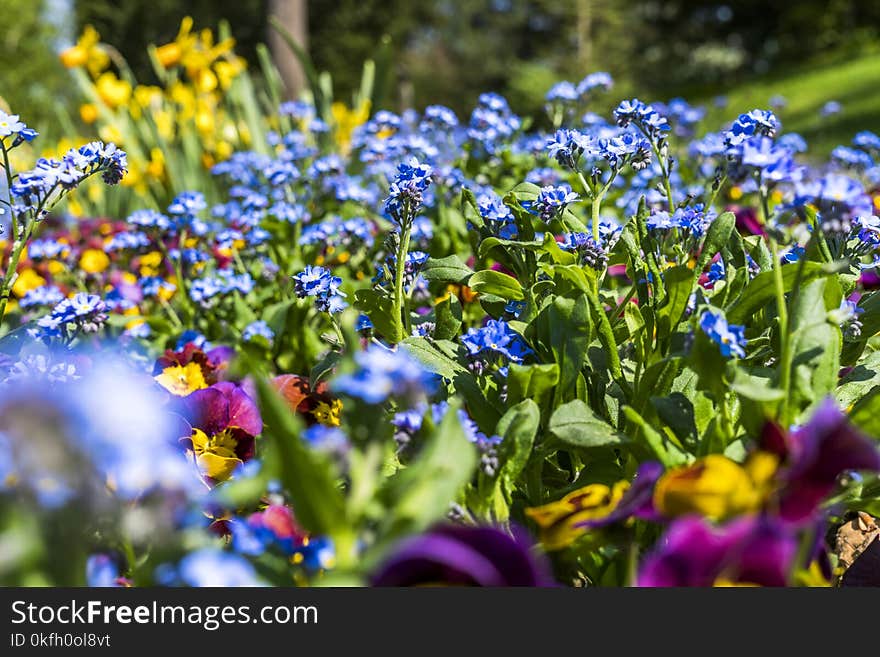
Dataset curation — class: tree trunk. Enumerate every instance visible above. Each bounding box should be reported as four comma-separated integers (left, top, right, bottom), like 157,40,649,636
268,0,308,99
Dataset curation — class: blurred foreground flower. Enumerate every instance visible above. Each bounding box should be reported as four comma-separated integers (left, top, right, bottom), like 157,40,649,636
371,525,553,586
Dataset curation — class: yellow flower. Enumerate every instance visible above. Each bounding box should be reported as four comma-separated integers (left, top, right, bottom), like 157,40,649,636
331,100,371,154
653,454,774,522
154,110,175,140
95,72,132,109
60,26,109,76
79,103,99,124
215,58,244,89
729,186,743,201
190,428,241,482
80,249,110,274
98,124,123,145
312,399,344,427
47,260,66,276
146,148,166,180
154,362,208,397
526,481,629,550
12,268,45,298
139,251,163,277
215,140,233,161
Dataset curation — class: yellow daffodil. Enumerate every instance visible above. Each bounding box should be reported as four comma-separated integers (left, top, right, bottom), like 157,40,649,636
331,100,371,154
526,481,629,550
60,26,109,76
154,362,208,396
79,103,99,124
95,72,132,109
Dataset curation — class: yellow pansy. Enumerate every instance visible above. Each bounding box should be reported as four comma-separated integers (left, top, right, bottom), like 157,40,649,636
190,428,241,482
312,399,344,427
12,268,46,298
80,249,110,274
653,454,775,522
526,481,629,550
154,362,208,397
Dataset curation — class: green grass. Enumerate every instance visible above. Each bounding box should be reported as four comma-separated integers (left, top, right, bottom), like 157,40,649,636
701,51,880,157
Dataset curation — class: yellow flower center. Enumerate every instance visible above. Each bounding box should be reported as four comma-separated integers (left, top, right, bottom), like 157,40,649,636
154,362,208,396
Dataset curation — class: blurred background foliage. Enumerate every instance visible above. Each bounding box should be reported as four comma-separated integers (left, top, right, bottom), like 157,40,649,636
2,0,880,152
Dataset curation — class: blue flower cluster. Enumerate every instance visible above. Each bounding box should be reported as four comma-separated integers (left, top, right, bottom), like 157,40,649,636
11,141,126,214
333,346,437,404
461,319,533,376
190,269,255,306
383,158,433,225
242,320,275,345
292,265,347,313
522,185,580,223
33,293,108,341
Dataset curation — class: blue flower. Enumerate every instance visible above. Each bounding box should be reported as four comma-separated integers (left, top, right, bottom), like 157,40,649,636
0,110,36,143
699,310,747,358
461,319,533,365
167,191,207,217
521,185,580,223
576,72,613,96
292,265,347,314
383,158,433,223
477,192,517,238
546,129,594,170
725,109,779,147
177,548,264,587
333,347,437,404
545,81,579,103
242,320,275,344
20,285,64,309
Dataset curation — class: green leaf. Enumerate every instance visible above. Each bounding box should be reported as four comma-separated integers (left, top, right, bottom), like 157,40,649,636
468,269,525,300
787,277,841,421
622,405,686,467
548,399,627,449
730,369,785,402
433,294,462,341
540,232,577,265
655,266,694,341
495,400,540,494
354,288,402,343
400,336,465,379
254,377,346,535
478,236,543,260
697,211,736,271
727,262,827,323
836,351,880,410
507,363,560,414
857,291,880,338
526,295,591,403
380,399,478,535
849,387,880,437
421,255,475,285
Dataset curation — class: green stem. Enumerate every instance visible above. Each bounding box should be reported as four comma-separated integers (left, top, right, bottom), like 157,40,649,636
759,186,791,422
392,218,412,342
